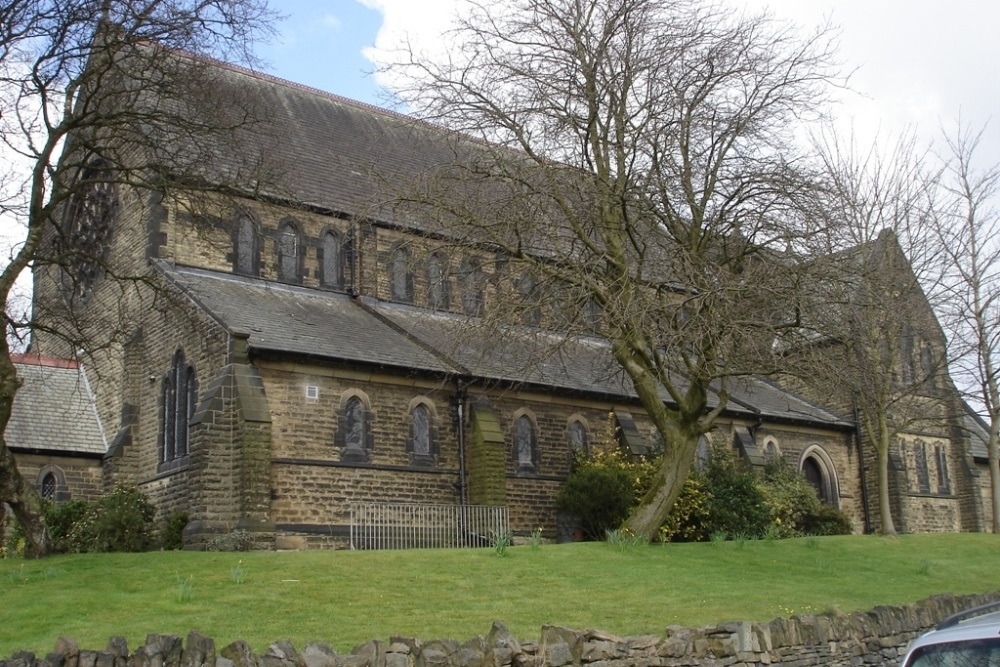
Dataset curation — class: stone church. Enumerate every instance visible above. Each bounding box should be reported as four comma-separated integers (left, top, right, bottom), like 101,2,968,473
14,52,996,548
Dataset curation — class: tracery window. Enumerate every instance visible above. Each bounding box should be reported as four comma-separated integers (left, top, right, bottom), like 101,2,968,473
914,441,931,493
391,245,414,302
322,230,344,289
427,253,449,310
568,420,589,455
40,473,57,500
278,220,301,282
517,273,541,326
695,436,711,472
408,402,438,466
514,414,537,472
459,257,483,316
338,394,373,463
234,214,258,275
160,349,197,465
62,161,118,301
935,445,951,494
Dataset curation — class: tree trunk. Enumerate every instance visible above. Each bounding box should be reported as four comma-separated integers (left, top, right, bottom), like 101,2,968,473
0,354,51,557
624,432,698,540
875,442,897,537
988,427,1000,534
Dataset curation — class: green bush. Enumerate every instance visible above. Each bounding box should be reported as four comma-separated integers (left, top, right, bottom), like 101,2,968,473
800,503,854,536
660,474,712,542
160,511,189,551
759,458,854,537
701,446,770,538
557,463,635,540
71,484,156,552
46,500,91,553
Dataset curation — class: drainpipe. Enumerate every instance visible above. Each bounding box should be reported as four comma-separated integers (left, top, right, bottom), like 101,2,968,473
854,402,873,534
454,379,468,506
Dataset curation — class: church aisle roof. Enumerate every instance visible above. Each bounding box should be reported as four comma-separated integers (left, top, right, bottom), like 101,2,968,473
8,356,106,455
160,263,851,429
160,263,461,375
374,299,852,428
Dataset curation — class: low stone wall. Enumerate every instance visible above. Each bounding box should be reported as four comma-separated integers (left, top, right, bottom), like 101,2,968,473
3,592,998,667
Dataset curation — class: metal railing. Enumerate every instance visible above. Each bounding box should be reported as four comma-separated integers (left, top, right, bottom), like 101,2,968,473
349,502,509,550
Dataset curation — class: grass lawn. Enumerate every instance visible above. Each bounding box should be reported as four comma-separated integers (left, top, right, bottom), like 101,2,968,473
2,533,999,658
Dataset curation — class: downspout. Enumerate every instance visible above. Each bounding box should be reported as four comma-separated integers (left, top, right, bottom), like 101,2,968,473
454,379,468,506
853,401,873,534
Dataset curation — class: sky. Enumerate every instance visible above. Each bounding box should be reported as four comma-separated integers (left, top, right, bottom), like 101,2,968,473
3,0,999,293
257,0,1000,167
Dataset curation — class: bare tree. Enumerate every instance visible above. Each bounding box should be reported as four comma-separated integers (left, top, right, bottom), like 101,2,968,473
380,0,841,538
790,131,944,536
934,122,1000,532
0,0,278,557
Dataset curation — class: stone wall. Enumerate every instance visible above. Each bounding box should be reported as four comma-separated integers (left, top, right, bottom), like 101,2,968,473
4,592,998,667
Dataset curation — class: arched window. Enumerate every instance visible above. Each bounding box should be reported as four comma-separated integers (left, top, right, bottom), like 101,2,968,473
37,467,67,502
322,230,344,289
427,253,449,310
583,298,603,333
408,402,439,466
514,414,537,472
935,445,951,494
412,405,430,456
459,257,483,316
695,436,711,472
234,214,258,275
518,273,541,326
277,220,300,282
160,349,196,466
338,394,373,463
568,420,589,455
648,427,664,455
62,161,117,301
763,439,780,462
391,245,414,302
40,472,57,500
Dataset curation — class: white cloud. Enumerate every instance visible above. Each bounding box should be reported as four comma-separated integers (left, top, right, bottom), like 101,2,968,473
355,0,460,81
321,14,342,31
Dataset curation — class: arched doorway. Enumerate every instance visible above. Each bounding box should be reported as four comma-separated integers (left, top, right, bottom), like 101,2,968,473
799,445,839,505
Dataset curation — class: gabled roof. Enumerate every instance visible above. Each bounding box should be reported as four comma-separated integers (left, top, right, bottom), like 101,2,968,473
187,59,467,226
160,262,852,430
961,402,991,462
8,355,106,456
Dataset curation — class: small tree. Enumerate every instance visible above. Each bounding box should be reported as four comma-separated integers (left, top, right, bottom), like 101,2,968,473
790,131,945,536
382,0,841,540
0,0,278,557
933,122,1000,532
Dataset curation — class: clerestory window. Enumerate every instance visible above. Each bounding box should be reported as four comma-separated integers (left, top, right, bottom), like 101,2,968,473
277,219,301,282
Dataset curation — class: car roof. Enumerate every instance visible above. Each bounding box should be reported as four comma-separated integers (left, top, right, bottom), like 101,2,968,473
907,603,1000,653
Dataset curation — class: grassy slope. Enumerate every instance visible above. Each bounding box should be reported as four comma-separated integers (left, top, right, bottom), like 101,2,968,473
2,534,999,657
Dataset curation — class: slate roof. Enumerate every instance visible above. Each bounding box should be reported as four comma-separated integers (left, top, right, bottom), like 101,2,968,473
160,262,459,375
961,403,991,462
371,299,852,428
186,60,470,227
161,262,851,429
8,356,106,455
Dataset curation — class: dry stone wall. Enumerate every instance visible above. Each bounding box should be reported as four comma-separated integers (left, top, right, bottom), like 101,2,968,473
4,592,998,667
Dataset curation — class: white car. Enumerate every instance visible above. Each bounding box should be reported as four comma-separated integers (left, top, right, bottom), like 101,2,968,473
901,601,1000,666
